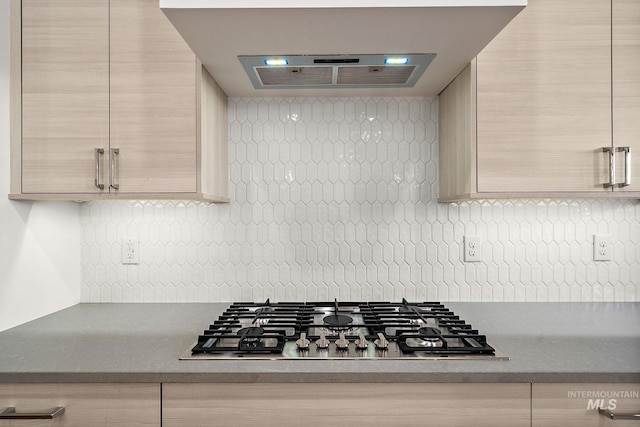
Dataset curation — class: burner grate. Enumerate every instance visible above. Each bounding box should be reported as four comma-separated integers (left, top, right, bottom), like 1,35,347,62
186,300,503,359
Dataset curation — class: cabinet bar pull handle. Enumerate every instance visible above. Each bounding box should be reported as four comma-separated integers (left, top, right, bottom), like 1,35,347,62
603,147,615,188
109,148,120,190
617,146,631,188
95,148,105,189
0,406,65,420
599,408,640,420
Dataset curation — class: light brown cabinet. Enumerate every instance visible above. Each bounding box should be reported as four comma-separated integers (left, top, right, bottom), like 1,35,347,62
3,381,638,425
532,383,640,426
19,0,109,195
438,0,640,202
613,0,640,194
10,0,229,203
0,383,160,426
110,0,198,195
162,383,531,427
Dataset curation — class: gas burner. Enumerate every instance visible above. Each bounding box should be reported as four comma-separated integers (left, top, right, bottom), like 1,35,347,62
250,299,274,326
236,326,264,342
254,318,270,326
239,339,265,350
322,299,353,331
254,298,274,315
237,326,264,345
323,314,353,329
406,326,445,348
411,337,445,348
237,326,264,337
418,326,441,336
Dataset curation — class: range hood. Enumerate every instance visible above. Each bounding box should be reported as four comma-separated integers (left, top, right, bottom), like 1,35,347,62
239,54,437,90
160,1,526,97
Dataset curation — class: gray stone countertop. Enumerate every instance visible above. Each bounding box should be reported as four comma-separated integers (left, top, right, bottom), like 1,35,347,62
0,302,638,383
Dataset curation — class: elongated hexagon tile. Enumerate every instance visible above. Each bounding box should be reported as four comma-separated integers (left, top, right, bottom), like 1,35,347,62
80,98,640,303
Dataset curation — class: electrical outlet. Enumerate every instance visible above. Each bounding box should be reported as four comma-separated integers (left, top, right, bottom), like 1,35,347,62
122,239,139,265
464,236,481,262
593,235,611,261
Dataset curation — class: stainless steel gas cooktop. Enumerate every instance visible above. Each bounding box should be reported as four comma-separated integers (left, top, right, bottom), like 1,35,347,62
180,299,508,360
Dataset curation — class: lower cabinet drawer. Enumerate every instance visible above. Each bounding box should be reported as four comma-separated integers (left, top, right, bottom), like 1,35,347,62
0,383,160,426
533,383,640,427
163,382,530,427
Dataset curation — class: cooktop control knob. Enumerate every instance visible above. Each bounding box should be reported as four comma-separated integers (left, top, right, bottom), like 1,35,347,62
335,332,349,350
355,334,369,350
296,332,310,350
374,333,389,350
315,333,330,350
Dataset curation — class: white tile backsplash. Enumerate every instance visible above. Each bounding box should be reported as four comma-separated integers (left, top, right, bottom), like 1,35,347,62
81,97,640,302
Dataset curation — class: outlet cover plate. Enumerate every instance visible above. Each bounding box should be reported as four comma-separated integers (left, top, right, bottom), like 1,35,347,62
593,235,611,262
464,236,481,262
122,239,139,265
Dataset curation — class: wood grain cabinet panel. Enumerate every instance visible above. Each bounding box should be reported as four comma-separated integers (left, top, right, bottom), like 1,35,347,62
162,383,531,427
613,0,640,193
532,383,640,426
475,0,611,194
110,0,197,194
438,0,640,201
20,0,109,194
0,383,160,427
438,62,476,199
11,0,229,202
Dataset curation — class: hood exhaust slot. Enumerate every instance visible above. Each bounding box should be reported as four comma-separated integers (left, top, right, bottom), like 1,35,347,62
239,54,435,90
313,58,360,64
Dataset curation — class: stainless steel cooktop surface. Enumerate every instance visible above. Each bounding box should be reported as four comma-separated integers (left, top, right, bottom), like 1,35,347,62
180,299,508,361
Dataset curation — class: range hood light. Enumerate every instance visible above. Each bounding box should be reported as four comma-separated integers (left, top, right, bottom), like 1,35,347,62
265,58,288,66
384,57,409,65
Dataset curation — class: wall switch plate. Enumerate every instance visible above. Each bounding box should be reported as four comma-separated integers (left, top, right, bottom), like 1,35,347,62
593,235,611,261
464,236,481,262
122,239,139,265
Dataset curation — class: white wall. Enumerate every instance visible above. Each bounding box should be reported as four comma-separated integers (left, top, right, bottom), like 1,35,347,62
0,1,81,332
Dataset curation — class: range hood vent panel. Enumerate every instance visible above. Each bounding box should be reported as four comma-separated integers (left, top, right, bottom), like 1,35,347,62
241,54,433,90
337,65,416,86
256,66,333,86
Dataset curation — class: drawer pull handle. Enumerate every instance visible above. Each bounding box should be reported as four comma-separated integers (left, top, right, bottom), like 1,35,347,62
603,147,616,188
617,146,631,188
109,148,120,190
599,407,640,421
0,406,65,420
95,148,105,189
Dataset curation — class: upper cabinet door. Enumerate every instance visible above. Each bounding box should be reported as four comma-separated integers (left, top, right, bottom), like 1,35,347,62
475,0,612,193
613,0,640,193
110,0,198,194
21,0,109,194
